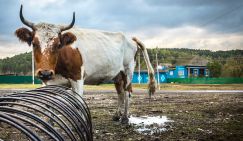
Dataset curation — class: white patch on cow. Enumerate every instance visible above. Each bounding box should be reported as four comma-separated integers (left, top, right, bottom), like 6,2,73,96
81,65,85,78
69,65,85,96
77,79,84,96
126,60,136,85
69,79,84,96
80,65,85,95
65,28,137,84
34,23,61,53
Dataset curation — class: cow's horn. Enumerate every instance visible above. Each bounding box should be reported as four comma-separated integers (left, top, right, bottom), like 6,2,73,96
60,12,75,32
20,5,35,30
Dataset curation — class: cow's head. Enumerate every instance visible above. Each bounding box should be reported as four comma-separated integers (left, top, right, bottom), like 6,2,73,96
15,5,76,81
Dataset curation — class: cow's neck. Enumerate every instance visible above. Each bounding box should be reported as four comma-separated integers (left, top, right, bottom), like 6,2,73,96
55,46,83,81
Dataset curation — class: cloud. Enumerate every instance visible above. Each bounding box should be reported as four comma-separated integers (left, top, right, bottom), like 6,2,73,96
137,26,243,51
20,0,66,8
0,41,31,59
0,0,243,58
9,0,243,32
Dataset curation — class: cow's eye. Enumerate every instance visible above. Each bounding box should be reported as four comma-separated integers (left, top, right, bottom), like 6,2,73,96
53,38,62,49
53,42,61,49
58,43,63,49
32,42,38,48
32,39,40,48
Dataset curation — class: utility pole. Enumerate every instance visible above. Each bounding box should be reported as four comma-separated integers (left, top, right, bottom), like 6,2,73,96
138,52,141,84
155,46,160,90
32,48,35,85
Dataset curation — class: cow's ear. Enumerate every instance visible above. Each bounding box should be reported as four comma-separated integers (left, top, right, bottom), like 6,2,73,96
61,32,77,46
15,27,33,46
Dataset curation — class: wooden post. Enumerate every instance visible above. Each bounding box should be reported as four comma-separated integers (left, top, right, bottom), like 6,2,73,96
156,47,160,90
188,67,190,78
32,48,35,85
138,52,141,84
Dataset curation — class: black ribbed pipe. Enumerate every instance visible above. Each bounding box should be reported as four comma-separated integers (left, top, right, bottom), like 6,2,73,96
0,85,93,141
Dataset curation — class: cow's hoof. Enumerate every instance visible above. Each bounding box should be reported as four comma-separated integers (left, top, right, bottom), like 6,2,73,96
121,116,129,124
112,115,120,121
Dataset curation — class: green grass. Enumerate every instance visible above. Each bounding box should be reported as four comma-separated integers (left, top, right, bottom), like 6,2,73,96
0,84,42,89
133,83,243,90
0,83,243,90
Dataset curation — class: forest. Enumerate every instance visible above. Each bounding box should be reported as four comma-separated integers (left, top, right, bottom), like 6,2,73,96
0,52,32,75
0,48,243,77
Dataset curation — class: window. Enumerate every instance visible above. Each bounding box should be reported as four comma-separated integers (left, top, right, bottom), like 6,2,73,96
178,70,184,76
205,69,209,77
170,71,173,76
193,69,198,77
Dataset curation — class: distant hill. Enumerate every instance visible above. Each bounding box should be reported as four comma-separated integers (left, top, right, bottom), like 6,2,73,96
0,48,242,77
145,48,243,77
146,48,243,67
0,52,32,75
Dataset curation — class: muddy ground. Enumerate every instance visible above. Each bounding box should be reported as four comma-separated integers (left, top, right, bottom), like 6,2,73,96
0,89,243,141
85,90,243,141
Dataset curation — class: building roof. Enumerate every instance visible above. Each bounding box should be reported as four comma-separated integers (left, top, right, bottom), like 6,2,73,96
187,56,209,66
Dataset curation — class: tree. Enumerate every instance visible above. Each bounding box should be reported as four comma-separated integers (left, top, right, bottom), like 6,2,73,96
207,61,222,77
221,58,243,77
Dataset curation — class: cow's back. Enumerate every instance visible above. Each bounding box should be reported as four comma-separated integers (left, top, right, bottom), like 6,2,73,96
67,28,136,84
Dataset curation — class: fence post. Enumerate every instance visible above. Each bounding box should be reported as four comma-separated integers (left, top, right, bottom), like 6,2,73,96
155,47,160,90
32,49,35,85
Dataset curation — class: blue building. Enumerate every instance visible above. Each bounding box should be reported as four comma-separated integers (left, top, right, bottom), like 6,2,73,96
132,70,167,83
132,65,209,83
167,65,209,79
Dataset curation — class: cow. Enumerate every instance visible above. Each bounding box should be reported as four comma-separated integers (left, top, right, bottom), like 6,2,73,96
15,5,156,123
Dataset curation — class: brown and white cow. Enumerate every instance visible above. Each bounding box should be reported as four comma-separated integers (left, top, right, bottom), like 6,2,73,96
15,5,156,123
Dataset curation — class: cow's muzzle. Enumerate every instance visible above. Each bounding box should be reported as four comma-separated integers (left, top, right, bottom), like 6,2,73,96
37,70,54,81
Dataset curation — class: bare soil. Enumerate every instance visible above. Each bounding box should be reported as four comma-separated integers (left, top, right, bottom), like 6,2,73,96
85,91,243,141
0,89,243,141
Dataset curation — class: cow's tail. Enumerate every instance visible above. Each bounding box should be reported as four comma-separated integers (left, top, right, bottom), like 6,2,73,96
132,37,156,96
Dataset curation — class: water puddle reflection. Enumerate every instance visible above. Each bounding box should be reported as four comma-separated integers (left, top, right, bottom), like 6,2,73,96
129,115,173,135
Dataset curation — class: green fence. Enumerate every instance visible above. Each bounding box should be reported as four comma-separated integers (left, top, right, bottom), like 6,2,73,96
0,76,41,84
167,77,243,84
0,75,243,84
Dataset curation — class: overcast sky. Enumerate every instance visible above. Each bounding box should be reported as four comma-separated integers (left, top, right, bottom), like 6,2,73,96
0,0,243,58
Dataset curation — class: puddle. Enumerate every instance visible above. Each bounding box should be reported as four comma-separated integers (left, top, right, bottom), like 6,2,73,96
129,115,173,135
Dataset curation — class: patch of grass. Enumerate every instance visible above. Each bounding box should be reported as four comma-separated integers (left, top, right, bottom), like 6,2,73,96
84,84,115,90
134,84,243,90
0,84,41,89
0,83,242,90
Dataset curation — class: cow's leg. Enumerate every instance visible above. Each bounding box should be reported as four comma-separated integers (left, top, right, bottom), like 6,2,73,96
121,61,135,124
70,74,84,96
120,80,132,124
113,72,125,121
70,79,84,96
69,66,85,96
